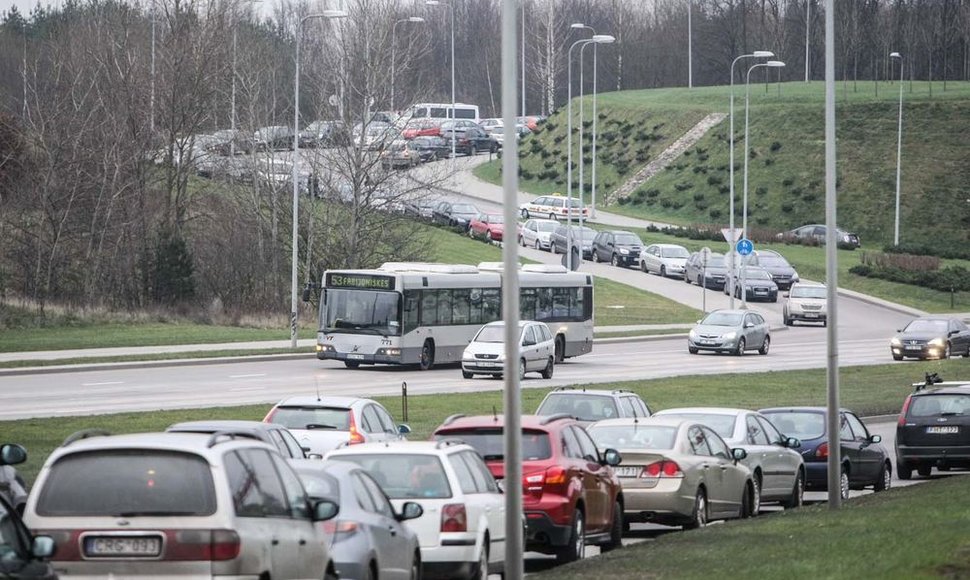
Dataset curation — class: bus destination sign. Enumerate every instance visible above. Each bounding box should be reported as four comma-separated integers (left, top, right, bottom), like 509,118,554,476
326,273,396,291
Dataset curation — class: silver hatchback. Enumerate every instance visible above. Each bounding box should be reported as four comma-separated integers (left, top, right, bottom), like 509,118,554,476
462,320,555,380
688,309,771,356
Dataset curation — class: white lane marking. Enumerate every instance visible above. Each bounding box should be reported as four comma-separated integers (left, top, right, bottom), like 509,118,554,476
229,373,267,379
230,386,267,391
81,381,124,386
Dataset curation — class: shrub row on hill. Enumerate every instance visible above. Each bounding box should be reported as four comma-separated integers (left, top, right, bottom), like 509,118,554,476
849,252,970,292
883,243,970,261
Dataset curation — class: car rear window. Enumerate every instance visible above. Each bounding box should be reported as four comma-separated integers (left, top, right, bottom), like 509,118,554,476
270,407,351,430
909,394,970,417
36,450,216,516
537,394,619,422
655,413,736,439
329,454,452,499
587,425,677,450
433,429,551,461
762,411,825,441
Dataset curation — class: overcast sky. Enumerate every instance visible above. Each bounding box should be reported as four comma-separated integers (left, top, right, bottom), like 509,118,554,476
6,0,285,19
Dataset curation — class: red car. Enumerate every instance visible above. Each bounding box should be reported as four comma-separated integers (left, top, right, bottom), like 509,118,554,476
402,118,442,140
432,414,623,564
468,213,504,242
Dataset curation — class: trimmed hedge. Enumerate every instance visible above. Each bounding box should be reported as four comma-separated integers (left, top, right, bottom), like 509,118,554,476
849,252,970,292
883,243,970,261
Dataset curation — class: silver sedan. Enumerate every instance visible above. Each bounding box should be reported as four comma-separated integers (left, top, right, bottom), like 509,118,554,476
687,309,770,356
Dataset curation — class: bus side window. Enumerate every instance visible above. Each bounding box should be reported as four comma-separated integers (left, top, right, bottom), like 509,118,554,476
482,288,501,322
520,288,537,321
536,288,553,321
404,290,420,332
436,289,453,325
452,289,471,325
468,288,484,325
420,290,437,326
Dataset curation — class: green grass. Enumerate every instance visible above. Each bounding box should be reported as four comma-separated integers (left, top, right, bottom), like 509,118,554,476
0,348,308,369
534,475,970,579
477,81,970,251
4,358,960,486
594,328,689,339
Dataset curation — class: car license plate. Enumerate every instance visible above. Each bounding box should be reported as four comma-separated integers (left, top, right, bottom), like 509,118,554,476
804,313,818,318
84,536,162,558
926,426,959,434
614,466,641,477
905,345,922,351
699,339,716,345
478,361,497,367
347,353,365,360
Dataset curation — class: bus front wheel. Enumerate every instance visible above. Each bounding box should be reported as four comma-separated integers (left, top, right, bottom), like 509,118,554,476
554,335,565,364
344,361,360,369
419,340,435,371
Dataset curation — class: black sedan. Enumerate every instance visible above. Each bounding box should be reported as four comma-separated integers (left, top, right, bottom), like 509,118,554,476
750,249,799,290
896,377,970,479
760,406,892,499
410,136,451,162
432,201,481,230
731,267,779,302
890,317,970,360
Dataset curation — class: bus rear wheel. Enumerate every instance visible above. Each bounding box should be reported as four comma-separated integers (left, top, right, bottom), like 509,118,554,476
344,361,360,369
554,335,565,363
419,340,435,371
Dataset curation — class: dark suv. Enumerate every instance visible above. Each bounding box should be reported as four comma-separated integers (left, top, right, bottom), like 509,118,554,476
590,231,644,267
896,374,970,479
432,414,623,564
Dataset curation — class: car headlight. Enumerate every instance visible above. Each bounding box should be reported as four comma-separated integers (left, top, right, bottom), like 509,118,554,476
792,271,800,282
620,248,629,255
689,330,698,339
722,332,737,341
890,337,902,346
928,338,945,348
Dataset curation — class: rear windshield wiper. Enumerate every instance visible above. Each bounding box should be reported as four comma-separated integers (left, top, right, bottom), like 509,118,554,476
113,511,201,517
306,423,338,430
482,454,504,460
939,412,965,417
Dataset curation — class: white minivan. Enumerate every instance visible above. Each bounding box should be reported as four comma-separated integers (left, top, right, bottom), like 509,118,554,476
462,320,555,380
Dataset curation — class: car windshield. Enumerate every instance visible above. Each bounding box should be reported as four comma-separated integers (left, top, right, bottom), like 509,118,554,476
536,222,556,232
615,234,642,245
661,247,689,259
537,394,620,422
483,215,503,224
329,454,452,499
744,268,772,280
433,429,551,461
453,204,479,214
656,413,737,438
904,319,949,333
36,450,216,516
703,255,726,268
791,286,827,299
700,312,743,327
909,394,970,417
587,425,677,450
269,406,351,430
474,324,521,343
761,411,825,440
322,289,401,336
757,255,790,267
566,227,597,241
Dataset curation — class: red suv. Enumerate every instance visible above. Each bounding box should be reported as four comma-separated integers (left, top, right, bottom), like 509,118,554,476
432,414,623,563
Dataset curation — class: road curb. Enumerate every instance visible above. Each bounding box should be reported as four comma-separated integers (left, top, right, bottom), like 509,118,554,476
0,352,316,376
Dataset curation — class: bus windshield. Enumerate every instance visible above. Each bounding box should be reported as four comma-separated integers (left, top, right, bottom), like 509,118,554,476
322,289,401,336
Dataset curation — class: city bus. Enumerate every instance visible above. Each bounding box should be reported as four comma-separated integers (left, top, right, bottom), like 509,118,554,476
408,102,481,123
314,262,593,369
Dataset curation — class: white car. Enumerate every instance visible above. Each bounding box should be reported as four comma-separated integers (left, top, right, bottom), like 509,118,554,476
639,243,690,278
784,282,828,326
462,320,555,380
325,441,507,580
518,218,559,251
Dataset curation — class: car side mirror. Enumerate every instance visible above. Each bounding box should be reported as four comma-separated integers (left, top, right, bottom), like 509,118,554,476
869,434,882,444
949,330,959,337
307,453,324,460
783,292,790,298
31,535,56,560
602,448,622,467
744,322,755,328
312,499,339,522
397,501,424,522
731,448,748,461
0,443,26,466
398,424,412,436
785,437,802,449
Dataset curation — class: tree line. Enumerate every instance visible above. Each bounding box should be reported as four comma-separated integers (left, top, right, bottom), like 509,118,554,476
0,0,966,316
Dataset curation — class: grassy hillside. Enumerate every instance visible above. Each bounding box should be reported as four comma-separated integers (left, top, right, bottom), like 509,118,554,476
478,81,970,250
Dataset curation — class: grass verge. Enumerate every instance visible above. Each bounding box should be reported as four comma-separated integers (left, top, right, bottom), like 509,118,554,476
4,358,960,486
534,475,970,579
0,348,308,369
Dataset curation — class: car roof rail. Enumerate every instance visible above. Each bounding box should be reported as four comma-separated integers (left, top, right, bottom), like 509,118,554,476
205,431,238,448
539,413,574,425
441,414,467,426
913,372,944,392
435,438,467,449
62,429,112,447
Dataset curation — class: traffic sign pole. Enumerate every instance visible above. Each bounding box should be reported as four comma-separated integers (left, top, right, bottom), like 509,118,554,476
736,238,754,309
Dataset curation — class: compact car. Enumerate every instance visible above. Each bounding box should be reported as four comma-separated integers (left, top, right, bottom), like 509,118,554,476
688,309,770,356
461,320,555,379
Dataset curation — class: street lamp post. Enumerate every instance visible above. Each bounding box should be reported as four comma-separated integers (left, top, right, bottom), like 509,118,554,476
741,60,785,309
574,24,594,241
291,10,347,349
891,51,903,246
566,35,613,270
391,16,425,113
728,51,773,309
150,0,156,133
425,0,455,163
521,0,526,116
688,0,692,89
578,38,612,227
805,0,811,82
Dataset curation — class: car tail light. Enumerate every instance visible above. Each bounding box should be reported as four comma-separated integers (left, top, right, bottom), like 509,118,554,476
348,413,365,445
262,407,277,423
641,460,683,478
898,395,912,426
441,503,467,532
816,442,829,459
321,520,360,540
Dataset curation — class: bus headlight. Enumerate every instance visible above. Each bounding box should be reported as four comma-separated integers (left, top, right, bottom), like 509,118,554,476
316,344,335,353
376,347,401,357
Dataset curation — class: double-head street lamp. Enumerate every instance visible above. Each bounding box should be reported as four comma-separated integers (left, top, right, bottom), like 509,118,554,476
565,34,614,271
425,0,456,163
727,50,773,308
890,51,903,246
291,9,347,348
391,16,425,113
740,59,785,308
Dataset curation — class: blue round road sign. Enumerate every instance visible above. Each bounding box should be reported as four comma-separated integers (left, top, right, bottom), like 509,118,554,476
736,238,754,256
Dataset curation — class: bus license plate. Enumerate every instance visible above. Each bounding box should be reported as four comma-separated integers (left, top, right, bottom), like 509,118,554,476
347,354,365,360
84,536,162,558
926,426,958,434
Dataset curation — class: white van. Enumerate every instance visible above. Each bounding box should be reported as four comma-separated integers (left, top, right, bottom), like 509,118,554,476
410,102,480,123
